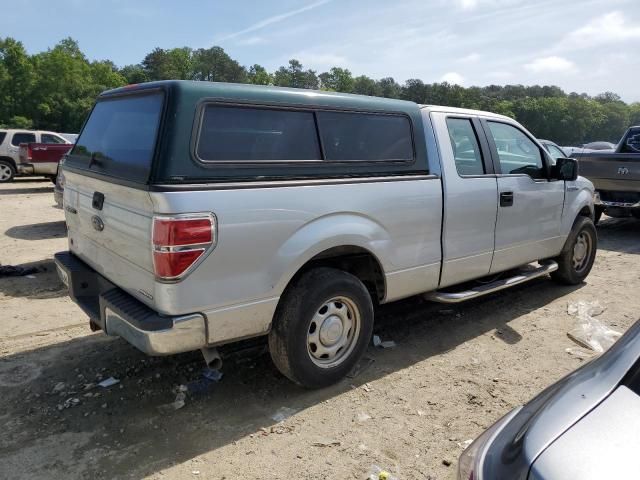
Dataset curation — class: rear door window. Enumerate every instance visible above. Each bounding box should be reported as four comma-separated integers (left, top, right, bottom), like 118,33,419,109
11,132,36,146
196,106,321,162
0,132,6,145
446,118,485,175
68,92,164,183
317,111,413,162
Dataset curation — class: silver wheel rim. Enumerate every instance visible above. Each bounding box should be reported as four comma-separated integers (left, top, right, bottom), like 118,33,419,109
307,296,361,369
572,231,592,272
0,164,11,181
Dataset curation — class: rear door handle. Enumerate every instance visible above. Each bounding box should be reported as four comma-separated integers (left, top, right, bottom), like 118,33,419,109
500,191,514,207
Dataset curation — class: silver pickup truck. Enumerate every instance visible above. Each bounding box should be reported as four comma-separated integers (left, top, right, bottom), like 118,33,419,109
55,81,596,388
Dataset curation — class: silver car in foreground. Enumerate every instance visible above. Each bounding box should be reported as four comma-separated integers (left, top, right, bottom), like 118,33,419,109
458,318,640,479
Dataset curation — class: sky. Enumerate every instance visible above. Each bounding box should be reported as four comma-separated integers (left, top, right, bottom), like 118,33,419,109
2,0,640,101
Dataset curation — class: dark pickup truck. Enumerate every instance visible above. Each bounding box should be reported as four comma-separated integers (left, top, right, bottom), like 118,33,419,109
574,126,640,223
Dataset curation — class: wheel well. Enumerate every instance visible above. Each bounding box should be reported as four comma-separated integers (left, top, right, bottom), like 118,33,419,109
0,156,16,169
290,246,386,303
578,205,592,220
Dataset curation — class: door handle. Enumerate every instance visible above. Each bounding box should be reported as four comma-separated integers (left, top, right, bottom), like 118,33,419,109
500,191,514,207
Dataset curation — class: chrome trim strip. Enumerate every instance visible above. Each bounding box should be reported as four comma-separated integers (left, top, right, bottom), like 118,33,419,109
151,174,439,191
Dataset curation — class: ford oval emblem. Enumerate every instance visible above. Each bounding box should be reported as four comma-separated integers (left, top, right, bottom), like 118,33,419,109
91,215,105,232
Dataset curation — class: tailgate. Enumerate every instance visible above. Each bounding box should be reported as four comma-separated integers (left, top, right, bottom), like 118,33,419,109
31,143,72,162
64,171,157,305
61,90,165,308
577,153,640,191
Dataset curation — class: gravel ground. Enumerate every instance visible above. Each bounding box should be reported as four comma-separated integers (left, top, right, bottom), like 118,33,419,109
1,177,639,480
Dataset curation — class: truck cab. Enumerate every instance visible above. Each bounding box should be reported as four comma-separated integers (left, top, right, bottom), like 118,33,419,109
55,81,596,388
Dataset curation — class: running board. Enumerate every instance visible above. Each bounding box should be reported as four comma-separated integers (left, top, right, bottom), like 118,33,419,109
425,261,558,304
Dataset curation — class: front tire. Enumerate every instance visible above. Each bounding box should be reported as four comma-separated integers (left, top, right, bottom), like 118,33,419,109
551,216,597,285
0,160,15,183
269,267,374,389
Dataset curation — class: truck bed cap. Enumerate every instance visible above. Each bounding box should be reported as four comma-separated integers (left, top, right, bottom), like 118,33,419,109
100,80,420,116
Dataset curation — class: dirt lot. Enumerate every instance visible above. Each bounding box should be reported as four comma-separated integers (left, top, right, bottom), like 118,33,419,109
1,178,638,480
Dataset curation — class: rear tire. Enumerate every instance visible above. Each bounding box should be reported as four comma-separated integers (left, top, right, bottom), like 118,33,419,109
269,267,374,389
551,216,597,285
0,160,15,183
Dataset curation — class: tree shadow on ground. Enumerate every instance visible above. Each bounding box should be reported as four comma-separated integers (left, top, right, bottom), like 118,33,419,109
0,185,54,195
597,217,640,255
5,221,66,241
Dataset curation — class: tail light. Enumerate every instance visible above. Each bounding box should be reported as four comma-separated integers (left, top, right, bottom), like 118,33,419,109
152,214,217,280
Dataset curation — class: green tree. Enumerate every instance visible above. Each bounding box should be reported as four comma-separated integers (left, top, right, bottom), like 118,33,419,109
629,103,640,127
0,38,34,124
592,101,629,143
273,59,318,89
352,75,381,96
401,79,426,103
30,38,125,132
319,67,354,92
6,115,33,128
120,64,149,84
142,47,193,80
248,64,271,85
191,46,247,83
377,77,401,98
91,60,127,92
1,35,639,144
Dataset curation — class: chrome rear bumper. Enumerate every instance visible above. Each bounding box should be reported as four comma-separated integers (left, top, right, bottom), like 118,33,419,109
54,251,207,356
104,307,206,355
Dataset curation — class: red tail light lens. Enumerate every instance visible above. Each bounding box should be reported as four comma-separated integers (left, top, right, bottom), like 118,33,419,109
152,214,216,280
153,249,205,279
153,218,212,246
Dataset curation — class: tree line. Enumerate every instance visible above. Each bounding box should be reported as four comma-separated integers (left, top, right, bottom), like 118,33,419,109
1,37,638,144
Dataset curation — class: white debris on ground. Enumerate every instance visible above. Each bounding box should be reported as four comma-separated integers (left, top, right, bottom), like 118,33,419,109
567,300,622,353
98,377,120,388
373,335,396,349
158,385,188,413
270,406,297,422
565,347,594,360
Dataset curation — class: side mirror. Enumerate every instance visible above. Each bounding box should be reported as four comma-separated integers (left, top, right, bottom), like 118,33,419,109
553,157,578,181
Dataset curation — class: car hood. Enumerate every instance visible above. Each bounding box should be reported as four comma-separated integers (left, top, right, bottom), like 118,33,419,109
481,318,640,479
529,385,640,479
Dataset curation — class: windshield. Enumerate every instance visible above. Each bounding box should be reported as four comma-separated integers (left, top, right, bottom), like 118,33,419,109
67,91,164,183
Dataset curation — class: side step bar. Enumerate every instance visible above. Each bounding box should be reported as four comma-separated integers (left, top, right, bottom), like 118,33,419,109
425,261,558,304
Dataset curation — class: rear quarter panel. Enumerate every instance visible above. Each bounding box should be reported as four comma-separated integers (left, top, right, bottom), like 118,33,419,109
150,178,442,343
